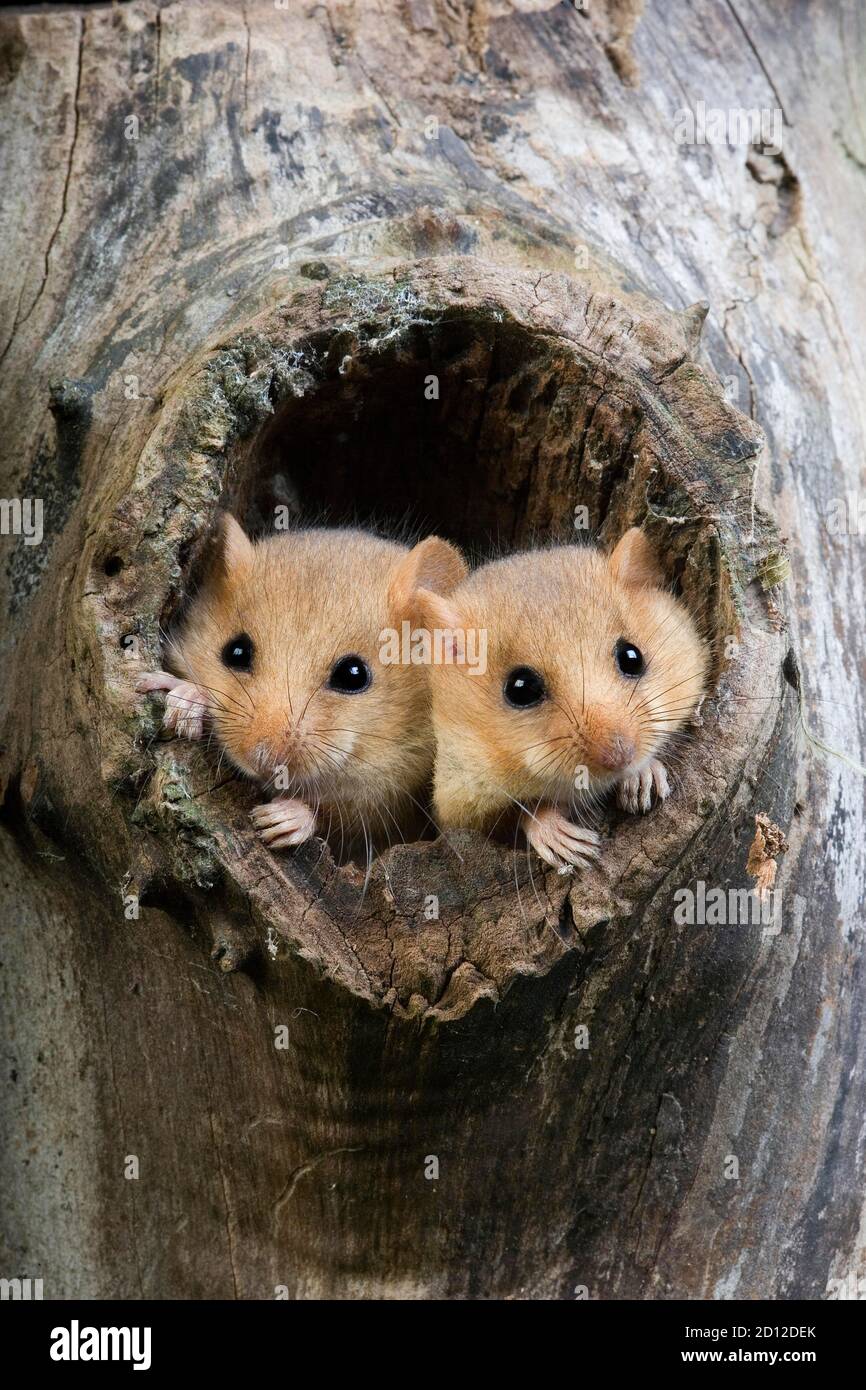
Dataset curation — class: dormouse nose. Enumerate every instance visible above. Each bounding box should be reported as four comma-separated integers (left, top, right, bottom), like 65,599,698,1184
279,721,305,754
590,733,635,773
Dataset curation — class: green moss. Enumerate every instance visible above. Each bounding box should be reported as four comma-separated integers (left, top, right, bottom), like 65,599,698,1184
755,551,791,590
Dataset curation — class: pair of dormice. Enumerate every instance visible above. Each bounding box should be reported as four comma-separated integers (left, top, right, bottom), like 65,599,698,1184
136,515,707,872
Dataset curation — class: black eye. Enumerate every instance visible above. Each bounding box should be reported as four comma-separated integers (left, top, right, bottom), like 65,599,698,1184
328,654,372,694
615,638,645,677
221,632,254,671
503,666,547,708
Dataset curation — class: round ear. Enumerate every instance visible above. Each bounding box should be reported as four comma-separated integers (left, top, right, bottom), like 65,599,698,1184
214,512,255,576
608,527,666,589
389,535,468,617
412,586,463,638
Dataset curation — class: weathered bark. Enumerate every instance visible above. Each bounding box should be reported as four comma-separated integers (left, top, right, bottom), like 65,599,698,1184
1,0,864,1300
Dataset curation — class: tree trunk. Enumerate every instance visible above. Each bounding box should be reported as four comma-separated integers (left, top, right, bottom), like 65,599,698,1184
1,0,864,1301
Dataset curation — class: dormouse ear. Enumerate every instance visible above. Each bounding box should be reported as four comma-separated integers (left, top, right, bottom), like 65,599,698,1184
608,527,666,589
389,535,468,619
413,586,463,637
214,512,254,575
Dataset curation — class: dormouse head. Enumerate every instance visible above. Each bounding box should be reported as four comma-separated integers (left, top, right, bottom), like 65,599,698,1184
171,514,467,805
417,528,708,801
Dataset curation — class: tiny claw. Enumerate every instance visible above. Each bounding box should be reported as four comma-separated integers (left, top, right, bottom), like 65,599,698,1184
135,670,182,694
138,672,208,741
521,806,601,873
251,798,316,850
617,758,671,815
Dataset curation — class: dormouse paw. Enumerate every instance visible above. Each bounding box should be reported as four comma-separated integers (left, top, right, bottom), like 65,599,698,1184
250,798,317,850
617,758,671,815
522,806,601,875
136,671,208,741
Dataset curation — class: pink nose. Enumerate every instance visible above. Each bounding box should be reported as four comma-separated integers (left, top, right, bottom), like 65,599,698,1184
592,734,635,773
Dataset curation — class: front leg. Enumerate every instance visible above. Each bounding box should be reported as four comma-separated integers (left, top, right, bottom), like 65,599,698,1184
617,757,671,815
520,804,601,874
136,670,209,741
250,798,317,850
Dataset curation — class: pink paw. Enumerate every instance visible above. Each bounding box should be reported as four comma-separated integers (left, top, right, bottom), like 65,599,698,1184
521,805,601,874
617,758,671,815
250,798,317,850
136,670,208,741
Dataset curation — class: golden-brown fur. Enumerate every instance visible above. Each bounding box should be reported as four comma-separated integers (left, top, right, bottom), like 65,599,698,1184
416,529,708,863
152,516,466,846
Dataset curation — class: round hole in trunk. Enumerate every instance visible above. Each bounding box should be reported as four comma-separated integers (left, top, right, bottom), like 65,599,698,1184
96,260,783,1018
